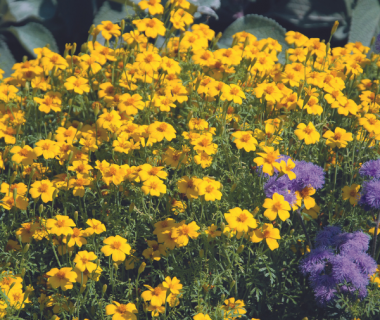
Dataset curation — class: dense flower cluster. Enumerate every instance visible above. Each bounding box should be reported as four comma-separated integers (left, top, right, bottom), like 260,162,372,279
300,227,377,306
0,0,380,318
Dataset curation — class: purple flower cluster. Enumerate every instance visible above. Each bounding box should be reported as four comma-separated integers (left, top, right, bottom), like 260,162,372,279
359,160,380,210
263,157,325,207
300,226,377,306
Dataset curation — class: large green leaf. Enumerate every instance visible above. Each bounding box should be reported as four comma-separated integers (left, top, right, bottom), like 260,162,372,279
93,1,135,26
8,22,59,57
187,0,220,10
0,38,16,77
348,0,380,46
2,0,56,23
218,14,288,63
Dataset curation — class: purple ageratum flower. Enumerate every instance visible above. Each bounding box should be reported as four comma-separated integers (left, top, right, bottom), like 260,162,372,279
375,33,380,53
359,159,380,180
360,179,380,210
290,160,325,192
300,228,376,306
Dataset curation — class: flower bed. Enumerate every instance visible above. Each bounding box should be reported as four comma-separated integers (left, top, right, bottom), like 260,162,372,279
1,1,380,319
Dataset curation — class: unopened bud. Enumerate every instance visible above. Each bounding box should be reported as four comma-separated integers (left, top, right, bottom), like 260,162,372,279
72,43,77,55
66,233,71,244
47,132,52,140
113,263,118,270
77,122,83,131
23,244,30,253
53,189,59,199
21,140,25,148
67,151,74,163
199,249,204,258
102,284,107,294
21,268,26,278
290,229,295,235
74,211,78,223
252,207,260,218
330,21,339,36
13,188,17,203
138,261,146,274
17,235,22,244
120,20,125,32
10,171,17,183
80,285,86,293
129,203,135,213
230,183,237,193
237,245,244,254
230,280,235,289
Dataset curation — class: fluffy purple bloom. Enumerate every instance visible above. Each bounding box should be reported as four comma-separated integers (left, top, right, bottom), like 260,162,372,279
264,174,290,198
290,160,325,192
360,179,380,210
375,33,380,53
300,227,376,306
360,159,380,180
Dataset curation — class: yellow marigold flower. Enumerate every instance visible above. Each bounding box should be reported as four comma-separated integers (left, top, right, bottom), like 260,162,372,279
142,240,166,261
279,159,296,180
1,182,27,196
0,84,18,102
118,93,145,115
231,131,257,152
191,133,218,155
166,293,180,307
136,51,162,72
63,228,87,247
5,239,21,252
296,186,316,210
323,127,353,148
220,84,246,104
162,276,182,294
68,174,91,197
86,219,106,235
255,83,283,103
73,250,98,273
224,207,257,238
46,215,76,236
197,178,222,201
138,164,167,181
263,193,291,221
193,314,212,320
221,297,246,318
41,51,68,71
101,235,131,262
64,76,90,94
96,21,121,40
194,151,213,168
331,98,358,116
0,195,28,210
294,122,320,145
46,267,77,291
253,147,281,176
102,164,125,186
358,114,380,134
285,31,309,46
148,304,166,317
97,110,122,130
15,222,37,243
122,30,147,45
30,180,56,203
55,126,80,143
342,184,361,205
148,121,176,142
68,161,93,175
141,176,167,197
106,301,138,320
74,265,102,285
250,223,281,250
141,284,167,306
132,18,165,38
34,95,61,113
0,271,23,291
113,136,140,154
172,221,200,247
192,23,215,40
177,176,201,199
288,47,308,62
34,139,59,159
7,287,30,309
205,224,222,239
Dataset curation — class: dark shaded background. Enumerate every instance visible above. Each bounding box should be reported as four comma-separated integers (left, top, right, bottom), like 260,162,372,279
1,0,353,63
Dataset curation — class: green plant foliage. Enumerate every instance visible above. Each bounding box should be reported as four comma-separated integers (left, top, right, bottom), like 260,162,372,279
218,14,289,63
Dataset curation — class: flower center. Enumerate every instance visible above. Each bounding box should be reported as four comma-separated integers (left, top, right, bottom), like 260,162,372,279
56,270,66,279
112,241,121,249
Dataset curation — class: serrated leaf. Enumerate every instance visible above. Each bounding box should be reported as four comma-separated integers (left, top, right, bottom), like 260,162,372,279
187,0,220,10
348,0,380,46
197,6,218,20
0,38,16,77
218,14,288,63
2,0,56,23
93,1,135,26
8,22,59,57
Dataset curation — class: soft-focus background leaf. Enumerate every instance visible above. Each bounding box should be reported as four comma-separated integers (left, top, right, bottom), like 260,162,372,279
1,0,57,23
348,0,380,46
0,37,16,77
93,0,135,26
218,14,288,63
8,22,58,57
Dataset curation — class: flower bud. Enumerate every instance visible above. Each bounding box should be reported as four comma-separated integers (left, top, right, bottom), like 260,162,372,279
252,206,260,217
17,235,22,244
72,43,77,55
67,151,74,163
53,189,59,199
330,21,339,36
74,211,78,223
230,183,237,193
120,20,125,32
21,140,25,148
10,171,17,183
229,280,235,289
77,122,83,131
21,268,26,278
138,261,146,274
237,245,244,254
102,284,107,294
290,229,295,235
66,233,72,244
13,187,17,203
23,244,30,254
80,285,86,293
113,263,118,270
199,249,204,258
47,132,52,140
129,202,135,213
